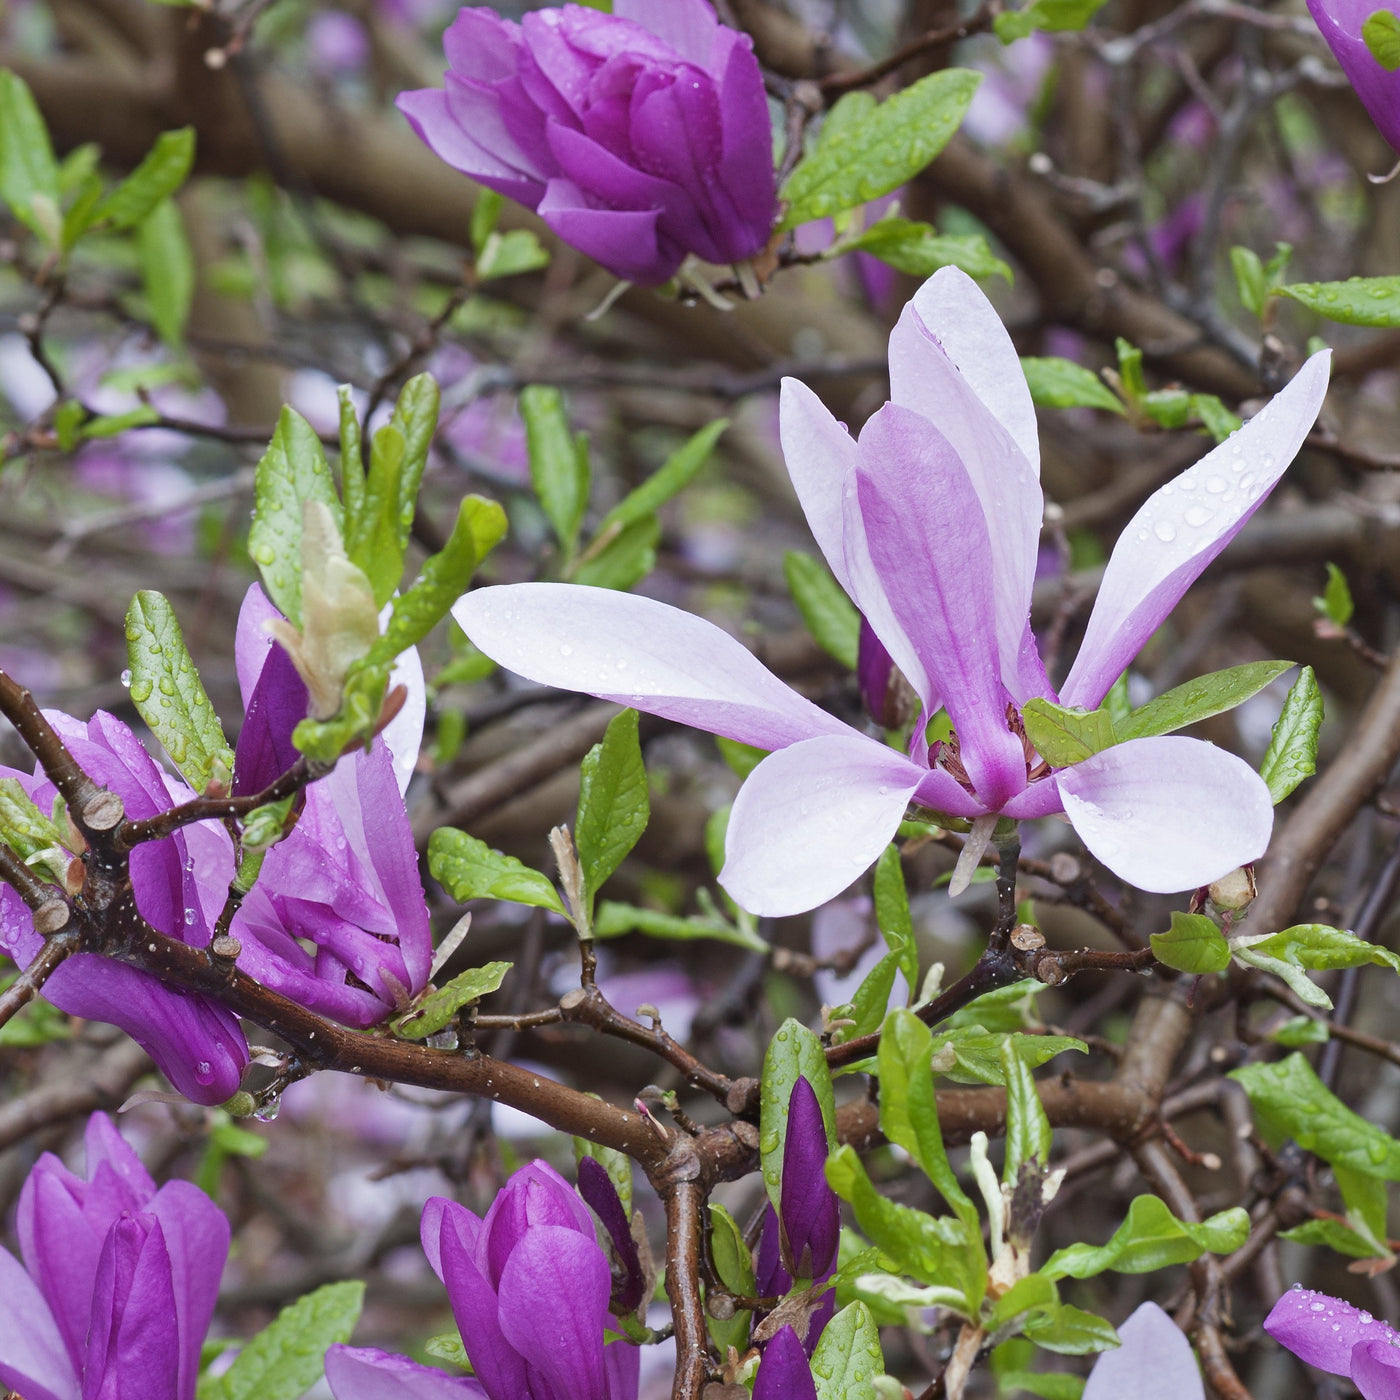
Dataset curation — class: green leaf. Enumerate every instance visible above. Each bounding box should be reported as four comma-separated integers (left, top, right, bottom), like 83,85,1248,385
125,591,234,793
79,406,161,439
873,846,919,992
1020,357,1124,415
1337,1163,1391,1254
878,1009,977,1221
1117,660,1293,742
811,1301,883,1400
0,777,68,866
1230,1053,1400,1178
841,951,900,1039
1314,561,1354,627
1114,339,1146,403
760,1020,837,1208
138,198,194,348
708,1201,757,1295
1364,9,1400,68
930,1029,1085,1086
1280,277,1400,327
575,709,649,918
393,961,512,1038
1150,911,1231,975
470,188,504,254
199,1281,363,1400
1260,665,1322,803
95,127,195,229
422,1334,470,1371
572,514,661,591
994,0,1108,40
1020,698,1116,766
842,217,1010,282
248,407,341,626
784,550,860,669
1280,1216,1390,1258
1231,246,1267,317
594,899,768,952
1041,1195,1248,1281
428,828,566,916
1269,1014,1328,1047
996,1371,1085,1400
1192,394,1242,443
0,983,70,1047
521,385,589,560
716,737,767,780
986,1272,1058,1334
1020,1303,1120,1356
943,981,1044,1033
779,70,981,229
338,383,365,514
1244,923,1400,976
1001,1039,1052,1184
477,228,551,281
0,70,59,242
595,419,728,537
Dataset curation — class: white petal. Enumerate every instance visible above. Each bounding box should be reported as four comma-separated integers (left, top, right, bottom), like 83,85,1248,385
379,598,425,796
1084,1303,1204,1400
720,733,924,917
1057,737,1273,893
452,583,850,751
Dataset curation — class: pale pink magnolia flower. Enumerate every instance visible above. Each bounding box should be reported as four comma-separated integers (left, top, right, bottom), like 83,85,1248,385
455,269,1330,917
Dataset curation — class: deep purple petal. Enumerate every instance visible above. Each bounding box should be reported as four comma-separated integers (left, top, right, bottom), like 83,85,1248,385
83,1216,180,1400
577,1156,645,1313
538,176,675,285
439,1213,532,1400
855,403,1027,808
1056,736,1273,893
496,1226,613,1400
453,583,851,753
604,1332,641,1400
1352,1337,1400,1400
480,1161,595,1288
780,1079,838,1280
754,1326,818,1400
1084,1302,1203,1400
149,1181,231,1400
324,1345,487,1400
720,734,926,917
0,1246,78,1400
1306,0,1400,151
234,630,308,797
1061,350,1331,709
1265,1287,1400,1377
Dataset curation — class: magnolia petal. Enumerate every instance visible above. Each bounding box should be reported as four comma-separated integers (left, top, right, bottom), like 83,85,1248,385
84,1216,181,1400
780,1078,839,1279
576,1157,645,1312
149,1181,231,1400
1057,737,1273,893
380,599,426,797
856,404,1027,808
453,583,850,751
1264,1286,1400,1377
438,1215,532,1400
325,1346,487,1400
720,733,924,917
778,377,930,704
1061,351,1331,708
754,1325,818,1400
1352,1338,1400,1400
888,275,1044,703
614,0,719,65
1084,1302,1203,1400
0,1246,77,1400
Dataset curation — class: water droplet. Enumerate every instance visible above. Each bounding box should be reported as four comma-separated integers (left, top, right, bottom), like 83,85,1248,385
1136,528,1149,542
760,1129,780,1153
194,1061,214,1084
1153,520,1177,543
615,659,628,671
1262,453,1275,470
254,1097,281,1123
1205,476,1227,494
1311,1301,1326,1312
560,644,574,657
119,668,132,688
183,908,195,925
1184,506,1211,528
1178,475,1197,491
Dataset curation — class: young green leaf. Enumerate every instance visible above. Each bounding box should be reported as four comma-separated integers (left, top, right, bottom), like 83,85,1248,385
428,828,566,916
779,70,981,229
521,384,590,560
842,218,1011,282
125,591,234,794
840,951,900,1039
594,418,728,537
760,1020,836,1207
994,0,1108,41
1280,277,1400,327
1243,923,1400,976
811,1302,883,1400
1150,911,1231,975
95,127,195,230
1020,1303,1120,1356
1001,1039,1052,1184
137,198,194,348
0,70,60,242
1019,357,1125,415
784,550,860,669
1364,8,1400,66
1231,246,1268,317
1116,660,1293,742
1260,665,1322,803
1020,698,1116,766
873,845,919,992
1040,1195,1248,1280
393,961,512,1039
572,514,661,591
575,709,649,916
594,900,768,952
1314,561,1355,627
477,228,551,281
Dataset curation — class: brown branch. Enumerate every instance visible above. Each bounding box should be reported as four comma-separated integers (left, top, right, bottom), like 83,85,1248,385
0,669,107,830
816,7,994,97
660,1171,710,1400
0,1036,152,1152
118,756,318,846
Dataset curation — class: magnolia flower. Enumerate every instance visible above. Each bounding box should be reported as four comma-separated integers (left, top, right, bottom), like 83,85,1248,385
1083,1302,1203,1400
455,269,1330,916
326,1161,639,1400
228,585,432,1027
0,1113,229,1400
0,712,249,1105
1306,0,1400,153
395,0,776,285
753,1326,817,1400
1265,1285,1400,1396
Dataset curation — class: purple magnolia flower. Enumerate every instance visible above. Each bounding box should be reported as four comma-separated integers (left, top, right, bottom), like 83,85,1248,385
753,1326,817,1400
326,1160,639,1400
1083,1302,1203,1400
227,585,432,1027
1265,1286,1400,1396
0,1112,229,1400
0,713,248,1105
1307,0,1400,152
395,0,777,286
453,268,1331,916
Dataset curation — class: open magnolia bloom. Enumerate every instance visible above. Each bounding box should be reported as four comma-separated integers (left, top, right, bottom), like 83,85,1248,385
456,269,1330,917
1265,1286,1400,1397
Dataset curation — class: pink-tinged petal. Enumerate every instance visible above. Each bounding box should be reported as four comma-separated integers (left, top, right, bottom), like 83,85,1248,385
720,734,925,917
1353,1338,1400,1400
234,583,281,709
496,1226,612,1400
888,280,1044,703
605,1333,641,1400
382,639,425,796
439,1217,532,1400
754,1326,818,1400
1084,1302,1202,1400
84,1114,157,1202
83,1216,180,1400
480,1162,594,1287
441,7,521,83
906,267,1041,476
421,1197,483,1284
1265,1287,1400,1377
148,1181,230,1400
0,1246,78,1400
325,1346,487,1400
855,404,1027,808
1061,351,1331,709
1057,737,1273,893
453,583,850,751
615,0,720,66
538,177,672,284
779,378,929,704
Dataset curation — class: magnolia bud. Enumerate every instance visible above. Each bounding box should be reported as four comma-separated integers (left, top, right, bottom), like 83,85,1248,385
1208,865,1257,913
